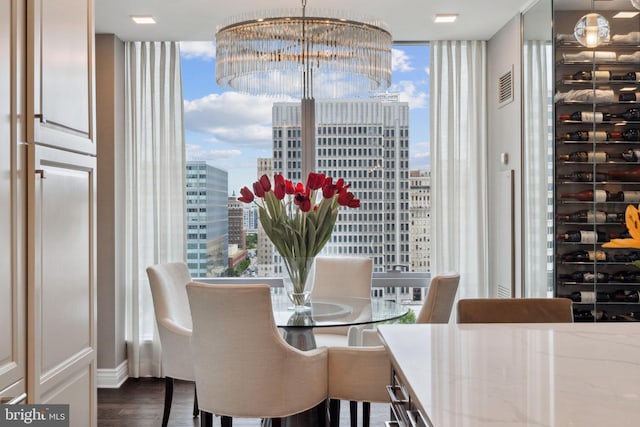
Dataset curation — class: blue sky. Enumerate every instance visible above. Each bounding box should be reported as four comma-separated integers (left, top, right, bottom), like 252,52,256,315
179,42,430,195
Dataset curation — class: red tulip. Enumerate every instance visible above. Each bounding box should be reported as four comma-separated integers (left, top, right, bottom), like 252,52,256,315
338,189,359,207
306,172,326,190
253,180,265,198
238,186,255,203
295,182,305,194
285,179,296,195
322,177,337,198
273,174,286,200
259,174,272,192
294,192,312,212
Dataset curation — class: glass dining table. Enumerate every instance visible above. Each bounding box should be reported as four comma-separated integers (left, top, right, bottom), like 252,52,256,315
271,289,410,350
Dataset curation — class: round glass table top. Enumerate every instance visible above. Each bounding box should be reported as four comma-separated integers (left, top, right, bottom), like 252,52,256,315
270,290,410,328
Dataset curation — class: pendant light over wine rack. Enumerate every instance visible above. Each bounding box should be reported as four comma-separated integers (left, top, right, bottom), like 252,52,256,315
573,0,610,48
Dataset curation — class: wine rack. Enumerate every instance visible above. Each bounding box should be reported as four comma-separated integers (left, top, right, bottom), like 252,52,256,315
554,13,640,322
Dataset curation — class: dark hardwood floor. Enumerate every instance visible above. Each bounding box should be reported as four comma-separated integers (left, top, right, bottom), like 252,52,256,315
98,378,391,426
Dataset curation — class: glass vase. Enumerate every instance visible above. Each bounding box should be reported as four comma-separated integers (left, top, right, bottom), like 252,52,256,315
281,257,316,311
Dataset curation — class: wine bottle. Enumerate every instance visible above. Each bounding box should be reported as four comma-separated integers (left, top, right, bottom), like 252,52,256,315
561,189,615,202
610,289,640,302
570,70,611,81
560,249,608,262
558,111,612,123
607,168,640,181
622,129,640,141
617,108,640,121
563,131,622,141
561,271,610,283
611,270,640,283
616,190,640,202
557,210,623,223
622,149,640,162
609,312,640,321
612,251,640,262
621,72,640,81
557,230,610,243
565,290,610,301
557,151,608,162
558,171,607,182
619,92,639,102
574,309,608,321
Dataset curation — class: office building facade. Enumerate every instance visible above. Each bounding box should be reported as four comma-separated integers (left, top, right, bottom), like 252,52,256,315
186,161,229,277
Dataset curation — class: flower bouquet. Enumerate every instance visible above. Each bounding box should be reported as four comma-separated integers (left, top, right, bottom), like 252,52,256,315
238,172,360,308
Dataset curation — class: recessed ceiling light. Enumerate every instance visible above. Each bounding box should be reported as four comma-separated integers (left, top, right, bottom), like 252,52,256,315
613,11,639,18
434,14,458,23
131,15,156,24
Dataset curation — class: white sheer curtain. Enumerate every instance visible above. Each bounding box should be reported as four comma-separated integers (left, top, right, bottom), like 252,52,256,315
124,41,186,377
523,41,552,297
430,40,489,298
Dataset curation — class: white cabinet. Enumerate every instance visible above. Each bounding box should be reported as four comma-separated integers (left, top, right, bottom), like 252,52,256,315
27,145,97,426
0,0,27,404
27,0,96,154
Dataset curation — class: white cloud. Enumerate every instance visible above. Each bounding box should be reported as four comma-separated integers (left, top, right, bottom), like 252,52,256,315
185,144,242,161
390,80,427,109
184,92,279,146
392,48,414,72
180,41,216,60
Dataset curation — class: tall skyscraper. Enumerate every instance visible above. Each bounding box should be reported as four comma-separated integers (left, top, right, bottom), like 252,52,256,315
256,158,275,277
409,169,431,272
271,99,410,272
185,161,229,277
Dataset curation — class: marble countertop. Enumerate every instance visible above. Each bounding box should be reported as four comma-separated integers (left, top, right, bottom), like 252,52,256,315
378,322,640,427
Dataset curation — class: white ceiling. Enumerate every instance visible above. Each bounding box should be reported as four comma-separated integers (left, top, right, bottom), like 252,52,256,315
94,0,539,42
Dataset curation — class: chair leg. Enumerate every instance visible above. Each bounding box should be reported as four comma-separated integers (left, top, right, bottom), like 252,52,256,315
362,402,371,427
193,384,199,417
349,401,357,427
200,411,213,427
162,377,174,427
221,415,233,427
329,399,340,427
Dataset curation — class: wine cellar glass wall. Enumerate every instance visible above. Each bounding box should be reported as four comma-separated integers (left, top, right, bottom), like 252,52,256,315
554,8,640,322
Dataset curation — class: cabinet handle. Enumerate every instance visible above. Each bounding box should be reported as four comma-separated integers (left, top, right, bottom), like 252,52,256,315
35,169,46,179
0,393,27,405
34,113,47,124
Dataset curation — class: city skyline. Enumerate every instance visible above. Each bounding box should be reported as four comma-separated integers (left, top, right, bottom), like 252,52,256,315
179,41,430,195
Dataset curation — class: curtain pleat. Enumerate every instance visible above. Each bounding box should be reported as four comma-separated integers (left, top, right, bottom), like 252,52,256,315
430,41,489,299
523,40,552,297
124,41,186,377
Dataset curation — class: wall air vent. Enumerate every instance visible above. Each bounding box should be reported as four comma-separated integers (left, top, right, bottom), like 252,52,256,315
498,66,514,108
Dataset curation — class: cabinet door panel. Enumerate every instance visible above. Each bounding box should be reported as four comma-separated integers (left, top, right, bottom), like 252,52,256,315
0,0,26,398
27,0,95,154
28,144,96,427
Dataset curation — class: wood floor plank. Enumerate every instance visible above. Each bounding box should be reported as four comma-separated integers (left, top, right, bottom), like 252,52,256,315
98,378,391,426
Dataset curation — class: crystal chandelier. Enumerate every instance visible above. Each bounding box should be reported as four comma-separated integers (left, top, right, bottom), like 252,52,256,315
215,1,392,99
215,0,393,178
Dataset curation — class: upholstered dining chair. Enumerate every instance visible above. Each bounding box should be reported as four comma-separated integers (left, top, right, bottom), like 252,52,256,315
186,282,328,427
359,273,461,345
456,297,574,323
146,262,198,427
348,273,459,426
311,256,374,347
327,345,390,427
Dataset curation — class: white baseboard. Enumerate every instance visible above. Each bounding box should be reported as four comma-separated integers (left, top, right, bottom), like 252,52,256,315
97,360,128,388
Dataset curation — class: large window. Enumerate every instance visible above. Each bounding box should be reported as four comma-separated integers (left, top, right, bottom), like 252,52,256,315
180,42,430,280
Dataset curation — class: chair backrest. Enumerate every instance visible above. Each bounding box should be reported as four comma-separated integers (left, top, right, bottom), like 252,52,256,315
457,298,574,323
146,262,193,330
186,282,328,418
311,256,373,299
417,273,460,323
146,262,194,380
